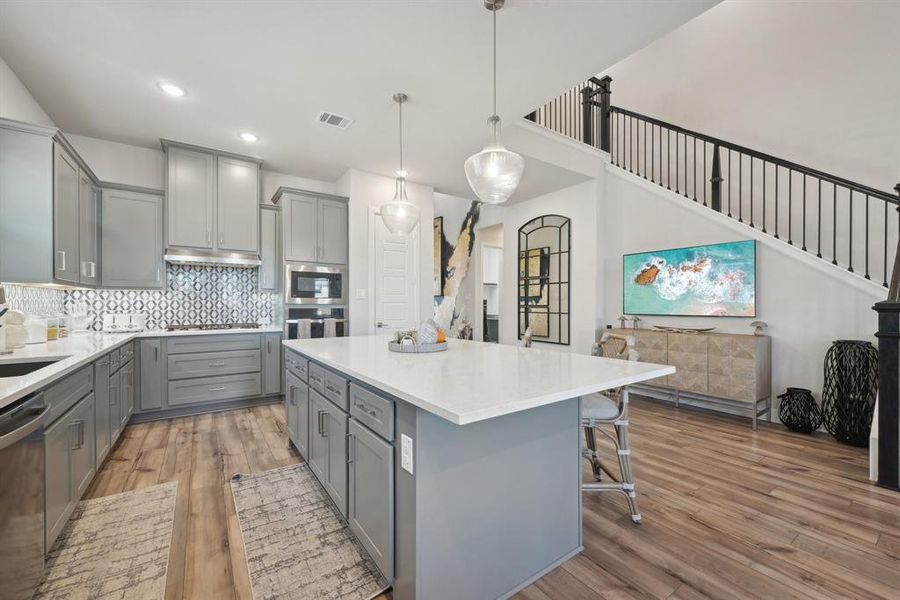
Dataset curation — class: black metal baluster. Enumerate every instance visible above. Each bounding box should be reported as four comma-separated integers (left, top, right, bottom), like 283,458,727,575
802,174,807,251
739,153,743,223
675,132,680,194
761,161,767,233
629,116,633,173
787,169,792,244
884,200,889,287
750,157,754,227
710,144,722,212
651,124,655,183
643,120,647,179
832,185,838,265
865,194,870,279
693,137,697,202
703,142,708,207
817,179,822,257
683,133,688,198
667,129,671,190
848,189,854,273
727,149,732,217
774,167,779,239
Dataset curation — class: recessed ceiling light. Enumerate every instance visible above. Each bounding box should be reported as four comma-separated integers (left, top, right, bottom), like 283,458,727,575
239,132,258,143
158,82,185,97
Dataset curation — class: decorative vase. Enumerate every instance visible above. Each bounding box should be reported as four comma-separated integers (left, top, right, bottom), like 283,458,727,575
777,387,822,434
821,340,878,447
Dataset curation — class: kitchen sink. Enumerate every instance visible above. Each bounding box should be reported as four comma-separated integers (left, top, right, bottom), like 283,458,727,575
0,359,63,378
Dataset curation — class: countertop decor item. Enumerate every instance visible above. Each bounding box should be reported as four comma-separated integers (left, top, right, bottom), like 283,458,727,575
388,321,448,353
750,320,768,335
379,92,419,235
463,0,524,204
822,340,878,447
777,387,822,434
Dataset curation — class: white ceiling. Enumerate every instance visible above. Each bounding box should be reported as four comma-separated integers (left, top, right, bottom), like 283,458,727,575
0,0,716,199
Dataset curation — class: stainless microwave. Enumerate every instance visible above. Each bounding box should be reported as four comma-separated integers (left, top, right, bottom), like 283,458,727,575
284,263,347,305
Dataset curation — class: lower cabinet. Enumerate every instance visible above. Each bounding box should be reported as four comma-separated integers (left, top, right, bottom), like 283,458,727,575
44,393,96,551
263,333,283,395
348,419,394,580
309,389,348,517
120,359,134,429
285,371,309,458
94,356,112,465
109,369,122,443
139,339,165,411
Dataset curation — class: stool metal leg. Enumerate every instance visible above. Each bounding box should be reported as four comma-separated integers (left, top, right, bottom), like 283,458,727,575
583,424,603,481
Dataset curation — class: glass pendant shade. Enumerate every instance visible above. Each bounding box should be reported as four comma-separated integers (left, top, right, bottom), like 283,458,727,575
381,177,420,235
465,116,524,204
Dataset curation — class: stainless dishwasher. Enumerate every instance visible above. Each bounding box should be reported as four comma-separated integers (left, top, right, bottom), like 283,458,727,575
0,392,48,600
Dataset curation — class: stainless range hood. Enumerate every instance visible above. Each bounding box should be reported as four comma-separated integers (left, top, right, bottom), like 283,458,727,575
164,249,261,268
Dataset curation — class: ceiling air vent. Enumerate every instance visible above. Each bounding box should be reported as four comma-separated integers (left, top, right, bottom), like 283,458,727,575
317,111,353,130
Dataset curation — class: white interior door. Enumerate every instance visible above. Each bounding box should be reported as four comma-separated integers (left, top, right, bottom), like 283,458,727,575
371,210,419,335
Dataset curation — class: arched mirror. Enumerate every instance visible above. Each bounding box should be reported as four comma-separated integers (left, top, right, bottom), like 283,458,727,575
518,214,570,345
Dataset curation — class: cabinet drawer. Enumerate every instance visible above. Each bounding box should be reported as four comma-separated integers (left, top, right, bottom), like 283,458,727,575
46,364,93,424
166,334,261,355
323,369,348,411
308,362,326,394
350,383,394,441
167,373,261,407
285,351,308,382
119,342,134,364
168,349,261,380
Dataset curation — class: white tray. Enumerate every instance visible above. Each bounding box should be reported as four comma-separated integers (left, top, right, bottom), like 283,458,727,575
388,341,448,353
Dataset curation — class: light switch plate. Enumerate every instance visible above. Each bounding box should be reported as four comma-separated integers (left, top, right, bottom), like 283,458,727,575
401,433,414,475
356,288,367,299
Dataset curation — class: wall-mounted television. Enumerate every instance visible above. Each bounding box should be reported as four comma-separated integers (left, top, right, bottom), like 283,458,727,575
623,240,756,317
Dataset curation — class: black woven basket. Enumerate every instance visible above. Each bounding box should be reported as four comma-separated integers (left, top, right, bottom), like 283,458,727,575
821,340,878,447
777,387,822,434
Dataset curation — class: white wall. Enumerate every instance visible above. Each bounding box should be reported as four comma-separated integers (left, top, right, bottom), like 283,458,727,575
601,0,900,193
603,167,884,407
66,133,165,190
261,170,337,205
341,169,434,336
479,179,602,355
0,56,54,126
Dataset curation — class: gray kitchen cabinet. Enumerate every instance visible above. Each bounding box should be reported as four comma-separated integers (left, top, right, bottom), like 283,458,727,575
259,207,280,291
101,189,164,288
284,193,318,262
348,419,394,580
94,355,112,465
281,191,349,265
109,369,122,443
53,142,81,284
166,145,215,249
308,391,329,488
217,156,259,253
285,371,309,458
78,174,101,286
284,371,298,442
44,393,96,551
318,198,348,264
309,390,348,517
262,332,282,396
120,359,134,427
139,339,165,411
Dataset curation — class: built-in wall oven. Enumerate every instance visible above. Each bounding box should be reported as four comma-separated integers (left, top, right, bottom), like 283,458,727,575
285,263,347,305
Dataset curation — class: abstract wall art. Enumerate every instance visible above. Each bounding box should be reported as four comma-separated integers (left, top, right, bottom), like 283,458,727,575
623,240,756,317
433,217,444,297
433,202,481,337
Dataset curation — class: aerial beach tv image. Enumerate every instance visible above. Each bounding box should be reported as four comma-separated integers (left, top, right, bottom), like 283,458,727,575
623,240,756,317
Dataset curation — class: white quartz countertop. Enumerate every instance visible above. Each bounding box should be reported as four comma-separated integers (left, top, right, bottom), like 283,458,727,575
283,336,675,425
0,327,283,410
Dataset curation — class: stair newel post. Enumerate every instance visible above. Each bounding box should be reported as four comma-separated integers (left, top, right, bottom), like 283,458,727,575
581,86,593,148
598,76,612,153
872,183,900,492
710,144,723,213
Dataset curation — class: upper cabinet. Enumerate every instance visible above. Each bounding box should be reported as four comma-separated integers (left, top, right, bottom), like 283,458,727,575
278,189,348,265
53,143,81,284
78,173,101,287
101,189,164,289
164,141,260,255
259,206,281,291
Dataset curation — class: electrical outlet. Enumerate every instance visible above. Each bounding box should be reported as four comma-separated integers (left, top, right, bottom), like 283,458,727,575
401,433,414,475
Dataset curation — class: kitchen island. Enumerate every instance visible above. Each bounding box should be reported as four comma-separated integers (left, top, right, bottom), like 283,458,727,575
283,335,674,600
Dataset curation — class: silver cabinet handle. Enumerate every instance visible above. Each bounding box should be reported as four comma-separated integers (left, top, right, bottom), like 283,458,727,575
154,346,159,361
56,250,66,272
90,261,96,278
288,385,296,406
208,361,226,367
208,386,226,392
346,433,354,464
267,339,272,353
219,232,224,245
79,420,85,448
69,421,80,450
207,230,211,244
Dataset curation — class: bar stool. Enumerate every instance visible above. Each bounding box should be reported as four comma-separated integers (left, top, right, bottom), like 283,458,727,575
582,332,642,523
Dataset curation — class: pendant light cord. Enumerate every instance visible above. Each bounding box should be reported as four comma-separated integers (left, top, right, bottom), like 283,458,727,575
492,4,497,118
398,98,403,174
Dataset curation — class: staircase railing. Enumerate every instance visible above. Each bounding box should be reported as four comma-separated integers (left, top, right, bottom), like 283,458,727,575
527,76,900,287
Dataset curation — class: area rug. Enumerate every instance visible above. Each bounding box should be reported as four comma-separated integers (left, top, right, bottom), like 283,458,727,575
230,464,389,600
35,481,177,600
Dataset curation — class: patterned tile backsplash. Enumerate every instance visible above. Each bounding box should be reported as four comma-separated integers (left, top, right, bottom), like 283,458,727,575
3,264,280,331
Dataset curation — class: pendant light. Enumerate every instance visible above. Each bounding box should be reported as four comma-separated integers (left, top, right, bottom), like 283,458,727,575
381,93,420,235
464,0,524,205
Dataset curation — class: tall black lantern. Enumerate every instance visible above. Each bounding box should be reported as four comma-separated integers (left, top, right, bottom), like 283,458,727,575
821,340,878,447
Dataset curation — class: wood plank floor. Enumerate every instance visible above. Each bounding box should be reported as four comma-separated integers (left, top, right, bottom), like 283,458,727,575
86,400,899,600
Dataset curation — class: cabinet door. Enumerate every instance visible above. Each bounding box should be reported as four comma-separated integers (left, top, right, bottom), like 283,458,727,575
53,143,80,284
348,420,394,580
78,175,100,286
44,412,73,551
259,207,280,291
284,193,318,262
324,400,348,517
101,189,164,288
167,147,215,249
318,198,348,264
262,333,282,395
308,390,329,483
285,372,310,459
216,156,259,253
109,370,122,444
139,339,165,411
94,356,112,465
120,361,135,425
70,394,96,501
284,371,298,441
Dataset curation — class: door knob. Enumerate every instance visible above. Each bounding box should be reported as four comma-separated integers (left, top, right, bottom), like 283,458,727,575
377,321,387,328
